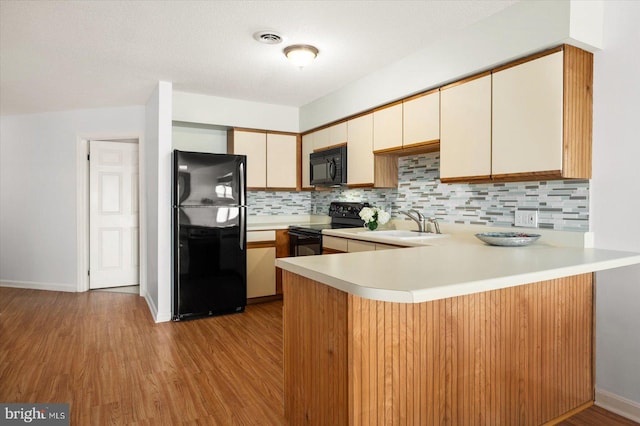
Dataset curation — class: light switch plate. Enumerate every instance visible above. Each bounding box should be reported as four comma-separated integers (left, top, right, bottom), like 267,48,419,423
514,209,539,228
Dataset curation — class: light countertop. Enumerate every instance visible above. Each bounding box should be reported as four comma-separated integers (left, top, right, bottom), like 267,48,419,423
276,226,640,303
247,214,329,231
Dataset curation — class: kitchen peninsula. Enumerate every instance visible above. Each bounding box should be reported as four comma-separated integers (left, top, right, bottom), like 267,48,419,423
275,233,640,425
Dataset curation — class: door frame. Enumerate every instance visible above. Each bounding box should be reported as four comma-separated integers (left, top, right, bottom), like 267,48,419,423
76,135,146,295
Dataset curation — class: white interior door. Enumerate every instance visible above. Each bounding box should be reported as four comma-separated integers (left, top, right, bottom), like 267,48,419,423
89,140,139,289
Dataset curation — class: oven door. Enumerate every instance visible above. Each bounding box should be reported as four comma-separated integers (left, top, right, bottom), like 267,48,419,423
289,228,322,256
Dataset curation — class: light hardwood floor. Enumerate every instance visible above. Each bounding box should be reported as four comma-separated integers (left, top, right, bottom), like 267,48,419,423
0,287,637,425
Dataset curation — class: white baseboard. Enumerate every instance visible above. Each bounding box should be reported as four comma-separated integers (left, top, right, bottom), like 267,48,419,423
156,310,172,323
143,292,172,323
0,279,76,293
595,388,640,423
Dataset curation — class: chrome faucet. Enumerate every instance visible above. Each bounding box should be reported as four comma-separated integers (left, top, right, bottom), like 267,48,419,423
427,217,441,234
401,209,426,232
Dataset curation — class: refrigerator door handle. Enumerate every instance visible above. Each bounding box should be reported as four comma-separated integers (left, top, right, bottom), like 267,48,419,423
239,208,245,250
239,161,246,206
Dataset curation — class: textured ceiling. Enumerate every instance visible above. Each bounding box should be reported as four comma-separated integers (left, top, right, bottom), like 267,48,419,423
0,0,517,116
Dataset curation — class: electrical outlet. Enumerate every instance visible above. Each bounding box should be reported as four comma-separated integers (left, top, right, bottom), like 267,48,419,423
514,209,539,228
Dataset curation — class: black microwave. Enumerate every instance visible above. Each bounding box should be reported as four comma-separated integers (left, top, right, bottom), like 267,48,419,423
310,146,347,186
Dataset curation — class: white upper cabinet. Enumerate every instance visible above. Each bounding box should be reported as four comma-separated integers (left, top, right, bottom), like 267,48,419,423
301,133,313,188
440,74,492,182
403,90,440,147
328,122,347,146
229,129,298,190
347,113,374,186
313,122,347,151
373,103,403,152
440,46,592,183
492,51,563,176
231,130,267,188
266,133,298,189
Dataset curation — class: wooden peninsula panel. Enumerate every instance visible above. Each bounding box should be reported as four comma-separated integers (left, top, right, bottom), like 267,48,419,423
283,273,349,425
283,272,593,425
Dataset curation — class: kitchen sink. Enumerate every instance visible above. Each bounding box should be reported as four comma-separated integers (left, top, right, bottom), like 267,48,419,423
373,230,448,240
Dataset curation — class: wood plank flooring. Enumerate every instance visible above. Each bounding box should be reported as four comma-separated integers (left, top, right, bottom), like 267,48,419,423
0,287,285,425
558,405,639,426
0,286,637,425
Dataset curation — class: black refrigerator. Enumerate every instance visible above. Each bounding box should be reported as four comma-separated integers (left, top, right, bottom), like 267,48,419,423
172,150,247,321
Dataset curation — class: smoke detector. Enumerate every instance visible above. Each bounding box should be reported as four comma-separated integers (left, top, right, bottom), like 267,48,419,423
253,30,283,45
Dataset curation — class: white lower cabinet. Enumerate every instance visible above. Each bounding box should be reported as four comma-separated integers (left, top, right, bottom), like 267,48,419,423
375,243,399,251
323,236,348,253
323,235,401,253
247,231,276,298
347,240,376,252
247,247,276,298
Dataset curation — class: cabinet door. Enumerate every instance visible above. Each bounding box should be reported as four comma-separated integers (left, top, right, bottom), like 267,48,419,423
266,133,297,189
323,236,348,252
440,75,492,181
301,133,314,188
375,243,400,250
328,122,347,146
231,130,266,188
247,246,276,298
347,240,376,252
347,113,374,186
492,51,563,176
373,103,403,152
403,91,440,147
313,123,347,151
312,128,330,151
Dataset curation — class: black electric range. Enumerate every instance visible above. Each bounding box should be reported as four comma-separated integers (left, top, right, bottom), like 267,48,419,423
288,201,369,256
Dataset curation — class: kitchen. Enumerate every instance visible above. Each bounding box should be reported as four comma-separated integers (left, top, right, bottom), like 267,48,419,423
1,0,640,424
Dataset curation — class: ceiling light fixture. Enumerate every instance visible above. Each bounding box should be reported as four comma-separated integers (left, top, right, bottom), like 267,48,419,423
283,44,319,68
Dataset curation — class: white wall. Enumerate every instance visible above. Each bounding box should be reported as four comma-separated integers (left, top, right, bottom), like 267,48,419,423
173,91,299,133
143,81,173,322
299,0,603,131
592,1,640,419
0,106,145,291
172,122,228,154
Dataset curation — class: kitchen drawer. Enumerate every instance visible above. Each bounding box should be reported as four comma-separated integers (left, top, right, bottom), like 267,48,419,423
375,243,400,250
348,240,376,252
247,230,276,243
323,236,348,252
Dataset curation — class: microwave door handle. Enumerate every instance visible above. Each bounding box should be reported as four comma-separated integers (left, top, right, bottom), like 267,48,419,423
329,158,337,180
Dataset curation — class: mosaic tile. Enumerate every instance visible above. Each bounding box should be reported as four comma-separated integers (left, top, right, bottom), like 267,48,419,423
246,152,589,231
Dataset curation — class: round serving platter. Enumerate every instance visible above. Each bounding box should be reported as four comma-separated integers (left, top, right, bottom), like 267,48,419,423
475,232,541,247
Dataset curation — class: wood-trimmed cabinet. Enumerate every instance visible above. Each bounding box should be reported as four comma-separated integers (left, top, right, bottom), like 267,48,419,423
247,231,276,299
346,112,398,189
323,235,401,254
371,91,440,155
491,46,592,180
301,133,314,189
228,129,299,190
346,113,374,187
247,229,289,302
440,73,492,182
402,89,440,149
372,103,403,153
311,122,347,151
441,45,593,183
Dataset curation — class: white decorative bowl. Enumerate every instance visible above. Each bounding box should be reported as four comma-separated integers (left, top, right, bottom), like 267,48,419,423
475,232,541,247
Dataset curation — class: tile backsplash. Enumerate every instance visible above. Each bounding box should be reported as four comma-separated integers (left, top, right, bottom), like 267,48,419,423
247,191,311,216
249,152,589,231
